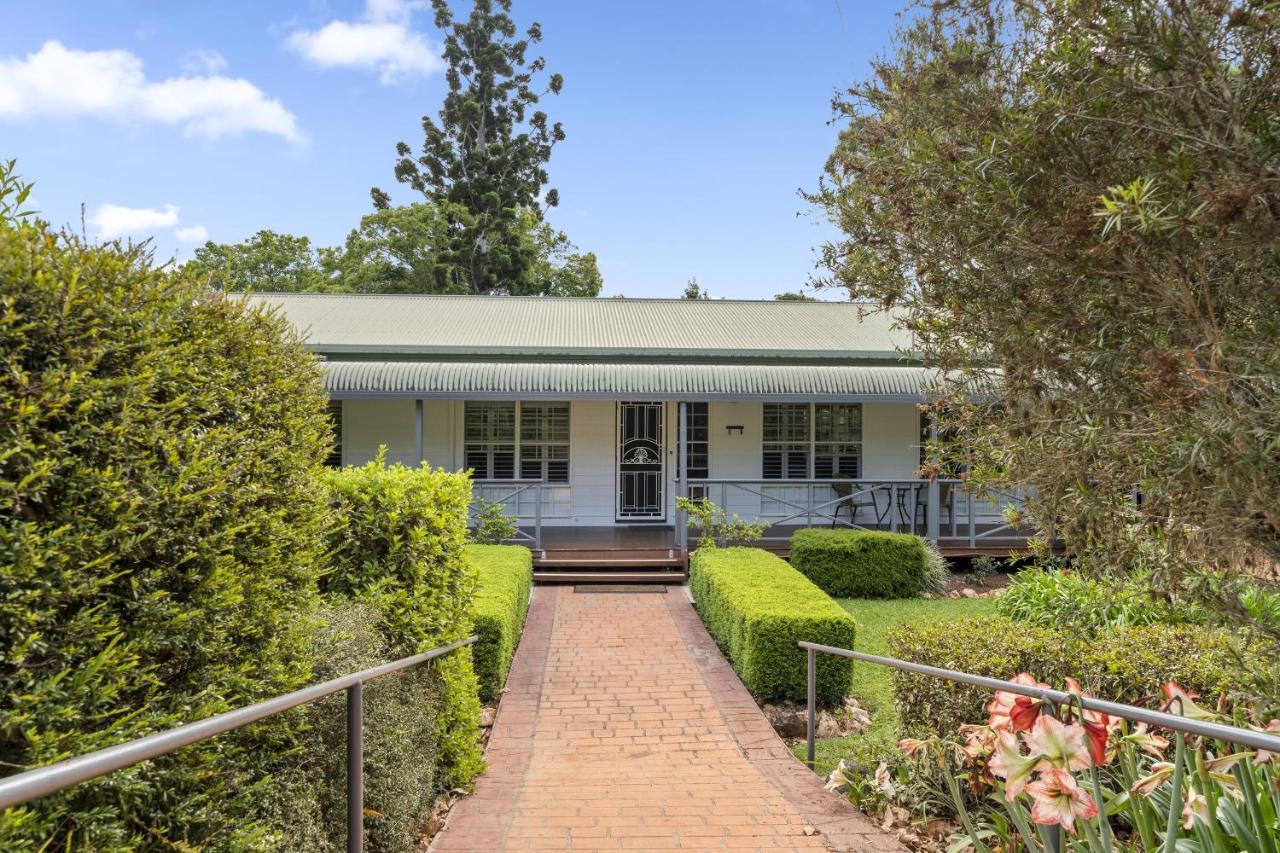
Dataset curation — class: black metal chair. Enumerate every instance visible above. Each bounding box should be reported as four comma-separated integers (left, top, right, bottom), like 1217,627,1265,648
829,482,881,528
909,481,953,533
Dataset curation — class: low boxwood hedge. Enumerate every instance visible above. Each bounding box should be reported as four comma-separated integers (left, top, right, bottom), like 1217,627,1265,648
689,547,856,703
888,615,1255,735
467,544,533,701
789,528,929,598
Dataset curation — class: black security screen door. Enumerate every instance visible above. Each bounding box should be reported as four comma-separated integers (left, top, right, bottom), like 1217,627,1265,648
617,402,664,520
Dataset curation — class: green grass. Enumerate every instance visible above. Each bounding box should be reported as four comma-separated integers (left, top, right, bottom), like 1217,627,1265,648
791,596,998,772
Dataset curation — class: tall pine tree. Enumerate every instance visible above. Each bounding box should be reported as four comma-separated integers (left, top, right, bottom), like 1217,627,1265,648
372,0,564,294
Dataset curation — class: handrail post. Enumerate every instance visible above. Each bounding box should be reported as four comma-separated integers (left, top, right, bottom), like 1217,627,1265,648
806,647,816,767
968,486,976,548
534,482,543,551
347,681,364,853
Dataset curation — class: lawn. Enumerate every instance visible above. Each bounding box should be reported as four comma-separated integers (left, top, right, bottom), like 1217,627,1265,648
792,596,998,772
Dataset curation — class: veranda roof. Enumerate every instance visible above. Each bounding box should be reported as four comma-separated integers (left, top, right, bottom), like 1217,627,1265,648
322,361,941,402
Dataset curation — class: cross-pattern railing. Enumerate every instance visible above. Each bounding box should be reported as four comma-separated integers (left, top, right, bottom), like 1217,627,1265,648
469,479,545,549
679,478,1032,549
0,636,477,853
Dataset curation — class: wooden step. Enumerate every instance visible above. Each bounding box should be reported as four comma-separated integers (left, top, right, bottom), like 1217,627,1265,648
534,570,687,584
536,556,684,568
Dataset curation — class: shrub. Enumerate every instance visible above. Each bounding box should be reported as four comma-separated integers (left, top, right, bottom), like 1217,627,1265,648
274,603,443,852
470,497,519,544
888,616,1254,735
788,529,930,598
678,496,770,548
0,223,332,848
467,544,533,701
689,547,855,702
998,567,1202,633
323,456,483,790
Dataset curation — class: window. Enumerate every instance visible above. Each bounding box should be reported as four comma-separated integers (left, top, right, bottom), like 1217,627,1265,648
464,401,569,483
815,404,861,479
683,402,709,500
464,402,516,480
763,403,861,479
763,404,811,479
325,401,343,467
684,403,709,479
520,403,570,482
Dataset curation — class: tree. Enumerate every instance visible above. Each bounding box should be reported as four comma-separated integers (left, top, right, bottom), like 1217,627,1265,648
186,205,603,297
681,277,709,299
373,0,565,294
774,291,817,301
186,230,337,292
809,0,1280,636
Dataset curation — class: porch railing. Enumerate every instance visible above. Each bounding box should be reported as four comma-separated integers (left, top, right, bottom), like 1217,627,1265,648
678,478,1031,550
0,636,478,853
799,640,1280,853
469,479,545,550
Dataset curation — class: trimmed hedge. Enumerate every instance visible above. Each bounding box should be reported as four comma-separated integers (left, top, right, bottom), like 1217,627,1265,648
1,223,332,849
789,528,929,598
689,547,856,702
275,603,444,851
322,457,483,793
888,615,1256,735
468,544,533,701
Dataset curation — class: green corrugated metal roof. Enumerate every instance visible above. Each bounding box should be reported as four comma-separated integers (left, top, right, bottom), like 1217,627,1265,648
323,361,940,401
253,293,912,362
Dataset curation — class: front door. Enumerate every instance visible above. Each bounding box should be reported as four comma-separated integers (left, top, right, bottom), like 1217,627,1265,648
617,402,664,520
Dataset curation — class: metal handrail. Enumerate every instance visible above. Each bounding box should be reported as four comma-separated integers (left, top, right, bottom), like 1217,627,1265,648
798,640,1280,763
0,635,478,853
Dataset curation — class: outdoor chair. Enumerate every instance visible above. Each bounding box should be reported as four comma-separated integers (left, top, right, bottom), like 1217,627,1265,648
910,481,954,533
829,482,881,528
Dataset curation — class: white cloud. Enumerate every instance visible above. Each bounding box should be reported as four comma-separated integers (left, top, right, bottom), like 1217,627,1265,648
89,203,180,240
0,41,301,142
287,0,441,84
180,49,228,75
176,224,209,243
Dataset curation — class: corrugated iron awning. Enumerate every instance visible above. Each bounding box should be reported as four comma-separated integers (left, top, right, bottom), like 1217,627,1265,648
323,361,944,401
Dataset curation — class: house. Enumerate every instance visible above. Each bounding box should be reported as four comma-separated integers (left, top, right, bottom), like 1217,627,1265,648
260,294,1028,579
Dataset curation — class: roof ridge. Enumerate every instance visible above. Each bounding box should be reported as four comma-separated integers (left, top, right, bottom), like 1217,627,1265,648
248,292,875,306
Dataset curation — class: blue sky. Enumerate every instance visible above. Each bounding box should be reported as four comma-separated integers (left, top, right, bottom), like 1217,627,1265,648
1,0,906,299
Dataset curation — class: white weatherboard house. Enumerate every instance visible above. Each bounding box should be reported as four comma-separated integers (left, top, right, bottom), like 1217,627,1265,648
263,294,1027,577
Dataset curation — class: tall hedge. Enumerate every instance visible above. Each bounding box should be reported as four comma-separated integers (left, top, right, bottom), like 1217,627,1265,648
0,223,333,849
467,544,533,701
888,616,1256,735
321,457,483,791
689,547,856,702
789,529,930,598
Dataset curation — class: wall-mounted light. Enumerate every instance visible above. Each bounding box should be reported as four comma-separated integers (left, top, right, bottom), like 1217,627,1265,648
725,425,744,436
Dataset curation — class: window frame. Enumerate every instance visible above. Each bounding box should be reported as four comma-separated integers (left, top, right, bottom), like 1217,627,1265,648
464,401,570,484
762,402,862,480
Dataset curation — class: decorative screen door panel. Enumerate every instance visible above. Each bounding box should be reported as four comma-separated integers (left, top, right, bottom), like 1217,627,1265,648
617,402,665,520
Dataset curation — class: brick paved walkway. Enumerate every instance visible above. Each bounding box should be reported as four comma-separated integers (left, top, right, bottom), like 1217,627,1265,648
431,586,900,852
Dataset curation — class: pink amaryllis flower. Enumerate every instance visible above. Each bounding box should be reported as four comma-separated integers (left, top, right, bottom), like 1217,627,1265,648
1160,682,1219,722
1131,762,1176,797
1025,769,1100,833
1252,720,1280,765
897,737,932,757
1023,714,1093,772
988,673,1051,731
988,730,1040,799
1122,722,1170,759
1182,791,1210,830
1064,677,1117,766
